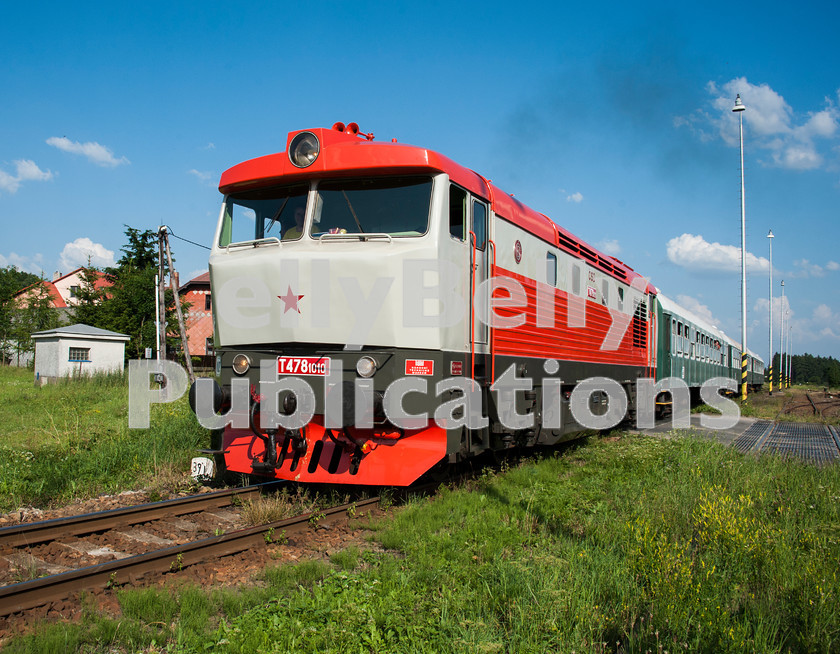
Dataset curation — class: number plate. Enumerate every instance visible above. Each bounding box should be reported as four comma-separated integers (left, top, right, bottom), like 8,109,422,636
277,356,331,376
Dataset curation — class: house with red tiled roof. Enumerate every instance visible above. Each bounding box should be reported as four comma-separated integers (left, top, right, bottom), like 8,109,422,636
13,268,111,315
180,272,214,358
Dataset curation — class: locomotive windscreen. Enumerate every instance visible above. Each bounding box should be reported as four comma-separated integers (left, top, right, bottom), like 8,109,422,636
310,176,431,237
219,176,432,246
219,183,309,246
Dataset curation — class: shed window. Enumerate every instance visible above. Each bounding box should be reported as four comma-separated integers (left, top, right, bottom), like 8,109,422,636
204,294,212,311
69,347,90,362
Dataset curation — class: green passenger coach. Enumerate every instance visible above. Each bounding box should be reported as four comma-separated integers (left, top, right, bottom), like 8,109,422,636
654,293,764,404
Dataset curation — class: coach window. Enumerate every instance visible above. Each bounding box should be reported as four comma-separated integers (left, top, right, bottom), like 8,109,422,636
601,279,609,306
449,185,467,241
617,287,624,312
672,319,677,353
546,252,557,286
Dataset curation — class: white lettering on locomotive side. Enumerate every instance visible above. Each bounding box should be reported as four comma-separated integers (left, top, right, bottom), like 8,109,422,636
131,361,743,431
213,259,650,352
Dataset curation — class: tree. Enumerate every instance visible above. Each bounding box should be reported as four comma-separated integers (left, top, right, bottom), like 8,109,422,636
0,266,44,363
71,264,107,327
80,226,181,361
9,281,62,365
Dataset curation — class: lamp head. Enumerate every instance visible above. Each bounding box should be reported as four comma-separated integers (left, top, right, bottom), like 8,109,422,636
732,94,746,112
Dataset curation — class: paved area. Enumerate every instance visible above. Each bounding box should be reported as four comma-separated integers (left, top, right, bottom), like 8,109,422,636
632,415,840,465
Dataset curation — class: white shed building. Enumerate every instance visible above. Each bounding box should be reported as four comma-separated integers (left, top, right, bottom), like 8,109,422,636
32,324,130,383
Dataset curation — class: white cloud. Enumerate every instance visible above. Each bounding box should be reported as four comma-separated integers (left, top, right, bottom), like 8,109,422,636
59,238,116,270
678,78,840,171
46,136,129,167
753,297,840,347
566,191,583,203
188,169,215,185
826,261,840,271
813,304,833,322
598,239,621,256
666,233,768,274
0,252,45,274
0,159,53,194
804,304,840,342
675,294,716,325
792,259,826,278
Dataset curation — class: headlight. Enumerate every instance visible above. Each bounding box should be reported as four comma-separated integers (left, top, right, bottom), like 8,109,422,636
356,356,377,378
289,132,320,168
232,353,251,375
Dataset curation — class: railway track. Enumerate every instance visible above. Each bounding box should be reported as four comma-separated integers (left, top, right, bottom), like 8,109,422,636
0,485,379,617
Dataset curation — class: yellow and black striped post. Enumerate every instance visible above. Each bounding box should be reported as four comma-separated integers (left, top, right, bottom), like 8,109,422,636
768,360,773,394
767,356,773,395
741,353,748,402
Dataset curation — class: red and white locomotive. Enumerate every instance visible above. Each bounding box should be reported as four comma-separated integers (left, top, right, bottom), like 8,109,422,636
193,122,671,486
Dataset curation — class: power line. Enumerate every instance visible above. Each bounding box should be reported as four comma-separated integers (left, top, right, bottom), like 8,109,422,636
167,229,211,251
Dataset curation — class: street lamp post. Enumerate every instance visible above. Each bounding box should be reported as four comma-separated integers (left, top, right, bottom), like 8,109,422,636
779,280,785,391
784,309,790,387
767,229,774,394
733,94,748,402
788,327,793,387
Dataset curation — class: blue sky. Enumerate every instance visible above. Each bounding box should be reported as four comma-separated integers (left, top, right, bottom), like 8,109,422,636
1,1,838,359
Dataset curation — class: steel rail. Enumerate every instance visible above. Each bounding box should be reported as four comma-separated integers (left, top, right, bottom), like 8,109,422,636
0,485,267,549
0,496,380,617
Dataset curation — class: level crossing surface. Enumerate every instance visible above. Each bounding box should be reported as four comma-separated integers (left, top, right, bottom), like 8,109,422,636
633,416,840,465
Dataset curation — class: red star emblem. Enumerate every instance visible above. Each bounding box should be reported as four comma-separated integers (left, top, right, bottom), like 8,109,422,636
278,285,304,313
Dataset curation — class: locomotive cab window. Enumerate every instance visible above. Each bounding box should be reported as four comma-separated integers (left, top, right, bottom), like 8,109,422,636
311,176,432,237
220,183,309,247
471,200,487,250
449,184,467,241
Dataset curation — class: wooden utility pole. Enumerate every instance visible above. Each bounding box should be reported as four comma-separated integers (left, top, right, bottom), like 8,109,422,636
157,228,167,362
161,226,195,384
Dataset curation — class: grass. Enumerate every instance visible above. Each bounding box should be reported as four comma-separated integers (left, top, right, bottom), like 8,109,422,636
6,431,839,653
738,386,840,425
0,365,212,512
239,486,321,526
